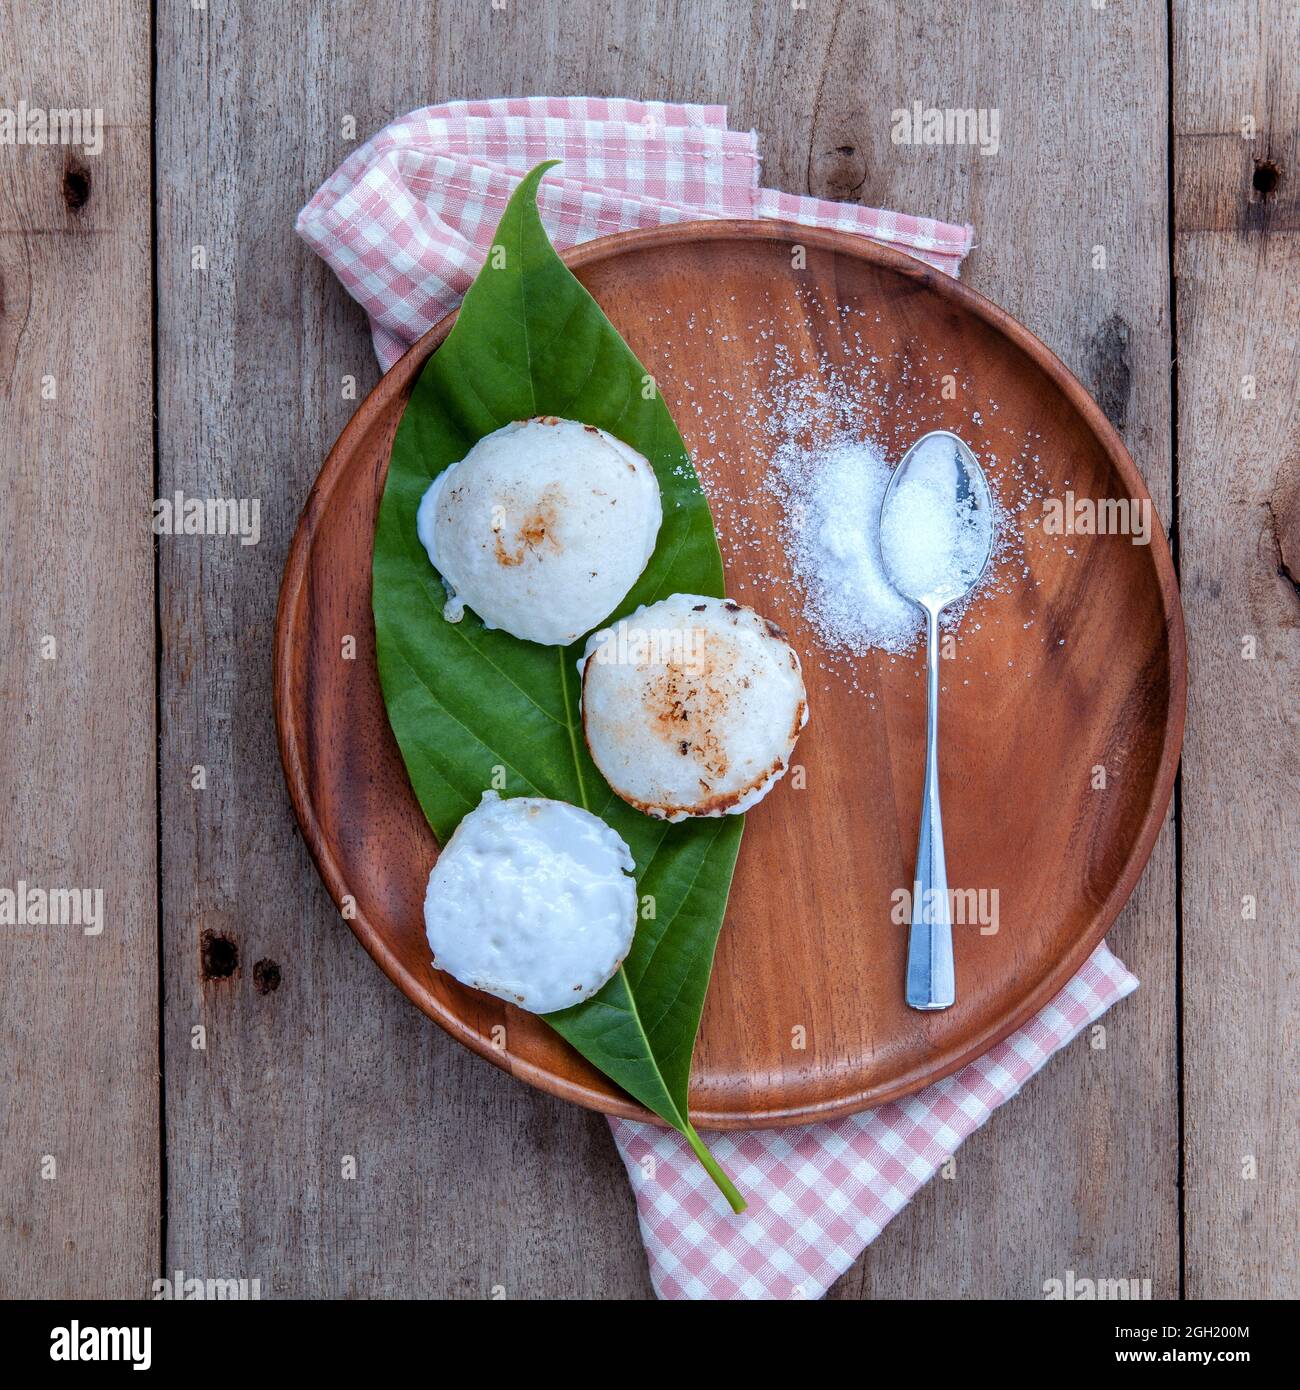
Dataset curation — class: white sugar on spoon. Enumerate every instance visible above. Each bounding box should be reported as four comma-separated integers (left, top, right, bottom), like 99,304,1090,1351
879,430,995,1012
879,451,992,604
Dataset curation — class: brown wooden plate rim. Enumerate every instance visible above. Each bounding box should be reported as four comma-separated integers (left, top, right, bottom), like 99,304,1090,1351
274,219,1187,1129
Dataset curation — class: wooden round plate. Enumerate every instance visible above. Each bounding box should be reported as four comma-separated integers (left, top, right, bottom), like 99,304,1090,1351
275,221,1185,1129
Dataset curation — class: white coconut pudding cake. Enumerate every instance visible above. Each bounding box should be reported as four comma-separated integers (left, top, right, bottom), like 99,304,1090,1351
417,416,809,1015
417,415,663,646
423,792,638,1013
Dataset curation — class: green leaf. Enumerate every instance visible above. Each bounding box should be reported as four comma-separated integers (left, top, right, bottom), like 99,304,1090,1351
372,162,746,1212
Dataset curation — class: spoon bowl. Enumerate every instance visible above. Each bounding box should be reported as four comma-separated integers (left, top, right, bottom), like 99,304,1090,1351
880,430,995,613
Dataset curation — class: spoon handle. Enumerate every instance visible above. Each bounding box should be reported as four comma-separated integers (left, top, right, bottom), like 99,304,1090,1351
906,603,955,1010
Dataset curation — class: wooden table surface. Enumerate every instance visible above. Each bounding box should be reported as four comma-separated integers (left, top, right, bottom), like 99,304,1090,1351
1,0,1295,1300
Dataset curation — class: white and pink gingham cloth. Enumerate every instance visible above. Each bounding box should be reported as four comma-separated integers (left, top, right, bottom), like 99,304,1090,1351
297,97,973,370
297,98,1136,1301
612,944,1136,1299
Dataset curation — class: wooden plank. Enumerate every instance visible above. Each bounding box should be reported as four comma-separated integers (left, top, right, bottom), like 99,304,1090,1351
1175,0,1300,1300
158,0,1177,1297
781,1,1181,1299
0,0,156,1296
155,0,652,1299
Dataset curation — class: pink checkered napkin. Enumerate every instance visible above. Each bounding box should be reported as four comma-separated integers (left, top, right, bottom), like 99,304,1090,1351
296,97,974,369
297,99,1134,1302
613,943,1137,1300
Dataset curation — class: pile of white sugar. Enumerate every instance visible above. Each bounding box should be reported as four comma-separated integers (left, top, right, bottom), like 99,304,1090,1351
645,299,1045,677
773,438,922,654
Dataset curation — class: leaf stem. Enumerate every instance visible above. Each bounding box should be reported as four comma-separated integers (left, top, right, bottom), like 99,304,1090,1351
681,1123,747,1213
557,646,589,811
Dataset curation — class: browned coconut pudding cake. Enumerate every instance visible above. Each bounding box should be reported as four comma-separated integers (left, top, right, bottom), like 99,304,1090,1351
580,593,808,821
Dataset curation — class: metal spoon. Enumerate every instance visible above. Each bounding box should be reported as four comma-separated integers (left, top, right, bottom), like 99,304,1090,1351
879,430,994,1010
